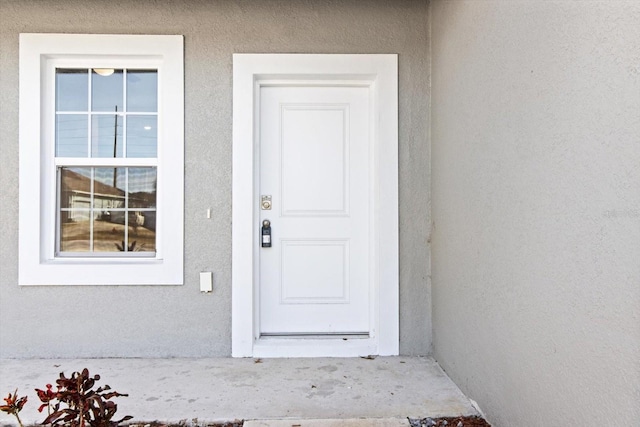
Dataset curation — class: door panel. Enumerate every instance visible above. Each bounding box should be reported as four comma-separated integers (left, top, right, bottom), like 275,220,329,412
281,106,347,215
259,85,370,335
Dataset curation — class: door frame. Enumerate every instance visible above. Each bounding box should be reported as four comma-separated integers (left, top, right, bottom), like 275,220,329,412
232,54,398,357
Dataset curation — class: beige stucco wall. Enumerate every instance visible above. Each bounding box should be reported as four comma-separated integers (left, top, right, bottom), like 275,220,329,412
431,1,640,425
0,0,431,357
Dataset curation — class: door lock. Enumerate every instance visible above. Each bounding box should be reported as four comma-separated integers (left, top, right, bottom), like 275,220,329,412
261,219,272,248
261,195,272,210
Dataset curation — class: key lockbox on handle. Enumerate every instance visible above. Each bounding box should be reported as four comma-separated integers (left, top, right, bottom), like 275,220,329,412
261,219,272,248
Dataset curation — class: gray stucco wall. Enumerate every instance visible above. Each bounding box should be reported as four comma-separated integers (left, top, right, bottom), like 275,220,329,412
0,0,431,357
431,1,640,425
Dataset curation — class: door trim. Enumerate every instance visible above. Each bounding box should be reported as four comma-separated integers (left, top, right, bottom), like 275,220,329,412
232,54,398,357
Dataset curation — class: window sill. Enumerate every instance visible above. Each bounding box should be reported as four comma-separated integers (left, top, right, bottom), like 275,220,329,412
20,255,181,286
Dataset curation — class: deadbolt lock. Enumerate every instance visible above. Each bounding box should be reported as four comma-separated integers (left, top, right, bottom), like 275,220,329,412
261,195,272,210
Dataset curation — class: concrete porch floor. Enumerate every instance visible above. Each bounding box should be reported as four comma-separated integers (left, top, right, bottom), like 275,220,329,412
0,357,478,426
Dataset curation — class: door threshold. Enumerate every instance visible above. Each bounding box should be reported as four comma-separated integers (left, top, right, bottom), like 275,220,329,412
260,333,370,340
252,335,378,358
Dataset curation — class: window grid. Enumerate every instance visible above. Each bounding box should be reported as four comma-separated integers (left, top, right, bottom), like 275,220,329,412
55,67,158,256
54,69,159,159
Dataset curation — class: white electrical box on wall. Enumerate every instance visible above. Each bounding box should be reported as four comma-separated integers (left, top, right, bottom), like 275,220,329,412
200,272,213,293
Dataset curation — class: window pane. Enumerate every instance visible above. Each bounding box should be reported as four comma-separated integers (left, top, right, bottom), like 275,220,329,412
128,167,157,208
91,115,123,157
59,167,92,253
56,115,88,157
60,167,92,203
56,69,88,111
93,219,125,252
127,70,157,112
127,212,156,252
91,69,123,112
127,115,157,157
60,214,91,252
93,167,126,200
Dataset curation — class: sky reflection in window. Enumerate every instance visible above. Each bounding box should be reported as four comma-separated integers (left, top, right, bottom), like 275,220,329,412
55,68,158,159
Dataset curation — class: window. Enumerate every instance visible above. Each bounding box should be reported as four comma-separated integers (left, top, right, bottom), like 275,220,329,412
55,68,158,256
19,34,184,285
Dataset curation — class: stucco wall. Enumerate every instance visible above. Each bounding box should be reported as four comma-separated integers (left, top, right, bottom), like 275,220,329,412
0,0,431,357
431,1,640,425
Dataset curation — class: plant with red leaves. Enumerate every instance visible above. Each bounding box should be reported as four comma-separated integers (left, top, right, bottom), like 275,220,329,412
0,389,28,427
35,384,57,415
42,368,132,427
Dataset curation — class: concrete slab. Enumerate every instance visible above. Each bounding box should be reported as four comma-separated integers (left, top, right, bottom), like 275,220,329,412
0,357,476,425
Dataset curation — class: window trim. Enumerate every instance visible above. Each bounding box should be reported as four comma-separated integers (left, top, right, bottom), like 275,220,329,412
19,33,184,285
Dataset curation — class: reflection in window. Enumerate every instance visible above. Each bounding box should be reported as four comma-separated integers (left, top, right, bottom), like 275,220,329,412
58,167,157,254
127,70,157,112
56,115,88,157
54,68,158,159
91,115,123,157
91,69,123,112
127,115,157,157
55,68,158,257
56,69,88,111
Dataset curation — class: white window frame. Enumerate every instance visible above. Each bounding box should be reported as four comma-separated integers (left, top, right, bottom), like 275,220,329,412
19,34,184,285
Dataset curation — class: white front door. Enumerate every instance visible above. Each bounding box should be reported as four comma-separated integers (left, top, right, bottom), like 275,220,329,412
232,54,398,357
259,85,370,336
